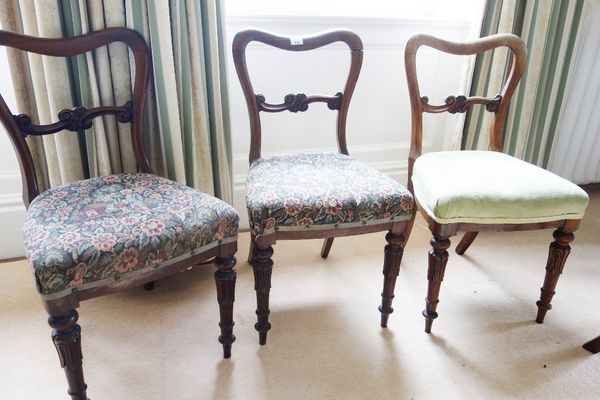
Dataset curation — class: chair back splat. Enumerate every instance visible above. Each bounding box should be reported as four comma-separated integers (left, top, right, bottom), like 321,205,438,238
404,33,526,192
232,29,363,163
0,28,152,207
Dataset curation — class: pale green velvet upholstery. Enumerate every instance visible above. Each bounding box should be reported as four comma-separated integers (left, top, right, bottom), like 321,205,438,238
412,151,589,224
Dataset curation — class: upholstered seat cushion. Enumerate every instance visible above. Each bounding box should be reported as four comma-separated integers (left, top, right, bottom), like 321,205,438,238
246,152,414,235
23,173,239,298
412,151,589,224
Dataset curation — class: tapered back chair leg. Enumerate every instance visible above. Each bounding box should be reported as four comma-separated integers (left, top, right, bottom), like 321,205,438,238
455,231,478,255
320,238,335,259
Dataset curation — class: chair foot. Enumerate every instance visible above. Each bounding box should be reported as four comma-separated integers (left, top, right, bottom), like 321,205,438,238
423,235,451,333
423,310,437,334
48,310,89,400
214,255,237,358
379,231,406,327
455,232,478,255
143,281,155,291
583,336,600,354
253,244,274,345
321,238,334,259
535,228,574,323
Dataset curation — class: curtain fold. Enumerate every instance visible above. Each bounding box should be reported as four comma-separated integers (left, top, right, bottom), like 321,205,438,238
0,0,233,203
462,0,584,169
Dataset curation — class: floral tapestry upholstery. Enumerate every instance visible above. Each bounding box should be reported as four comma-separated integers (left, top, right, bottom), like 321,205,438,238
24,174,239,298
246,152,414,236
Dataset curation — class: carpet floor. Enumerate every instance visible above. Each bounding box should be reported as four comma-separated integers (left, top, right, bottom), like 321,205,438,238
1,187,599,399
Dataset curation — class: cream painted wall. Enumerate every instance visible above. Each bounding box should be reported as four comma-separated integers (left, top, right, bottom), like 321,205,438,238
0,45,26,259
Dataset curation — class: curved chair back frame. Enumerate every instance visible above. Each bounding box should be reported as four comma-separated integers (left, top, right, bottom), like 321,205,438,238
0,27,152,207
232,29,363,163
405,33,527,192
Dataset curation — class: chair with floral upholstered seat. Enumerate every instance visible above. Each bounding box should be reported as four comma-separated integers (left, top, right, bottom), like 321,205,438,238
233,29,414,345
0,28,238,399
404,33,588,333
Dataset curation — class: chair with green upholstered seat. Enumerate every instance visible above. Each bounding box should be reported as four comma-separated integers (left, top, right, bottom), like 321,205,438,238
405,33,588,333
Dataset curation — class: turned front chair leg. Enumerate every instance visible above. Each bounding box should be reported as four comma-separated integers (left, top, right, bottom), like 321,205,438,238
423,235,451,333
253,244,274,345
536,228,575,323
48,310,89,400
214,255,237,358
379,231,406,327
321,238,334,259
455,231,478,255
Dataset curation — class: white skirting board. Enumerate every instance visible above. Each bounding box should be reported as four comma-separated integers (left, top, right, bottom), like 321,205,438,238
0,194,25,259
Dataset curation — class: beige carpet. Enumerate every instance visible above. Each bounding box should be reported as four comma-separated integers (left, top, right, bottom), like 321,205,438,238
1,187,600,400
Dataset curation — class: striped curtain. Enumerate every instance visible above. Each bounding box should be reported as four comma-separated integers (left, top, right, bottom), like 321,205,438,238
462,0,583,169
0,0,232,202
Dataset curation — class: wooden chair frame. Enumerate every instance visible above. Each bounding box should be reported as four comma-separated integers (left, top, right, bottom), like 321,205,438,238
405,33,581,333
0,28,237,400
233,29,410,344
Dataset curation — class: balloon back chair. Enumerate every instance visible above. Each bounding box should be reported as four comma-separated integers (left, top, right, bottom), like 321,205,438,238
233,29,415,345
404,33,589,333
0,28,239,399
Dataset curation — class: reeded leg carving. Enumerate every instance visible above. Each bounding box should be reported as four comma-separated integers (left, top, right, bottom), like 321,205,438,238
536,228,574,323
214,256,237,358
379,231,406,327
321,238,334,259
423,235,451,333
252,244,274,345
455,231,478,255
48,310,88,400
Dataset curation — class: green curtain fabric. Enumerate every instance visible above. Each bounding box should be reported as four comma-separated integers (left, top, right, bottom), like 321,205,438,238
462,0,583,168
0,0,233,202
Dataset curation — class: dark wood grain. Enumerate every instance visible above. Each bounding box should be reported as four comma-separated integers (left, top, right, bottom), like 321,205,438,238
48,310,88,400
256,92,342,113
536,228,574,323
214,254,237,359
405,33,582,333
252,244,274,345
423,235,451,333
320,237,335,259
421,94,501,114
15,102,133,136
455,232,479,255
379,232,406,327
583,336,600,354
